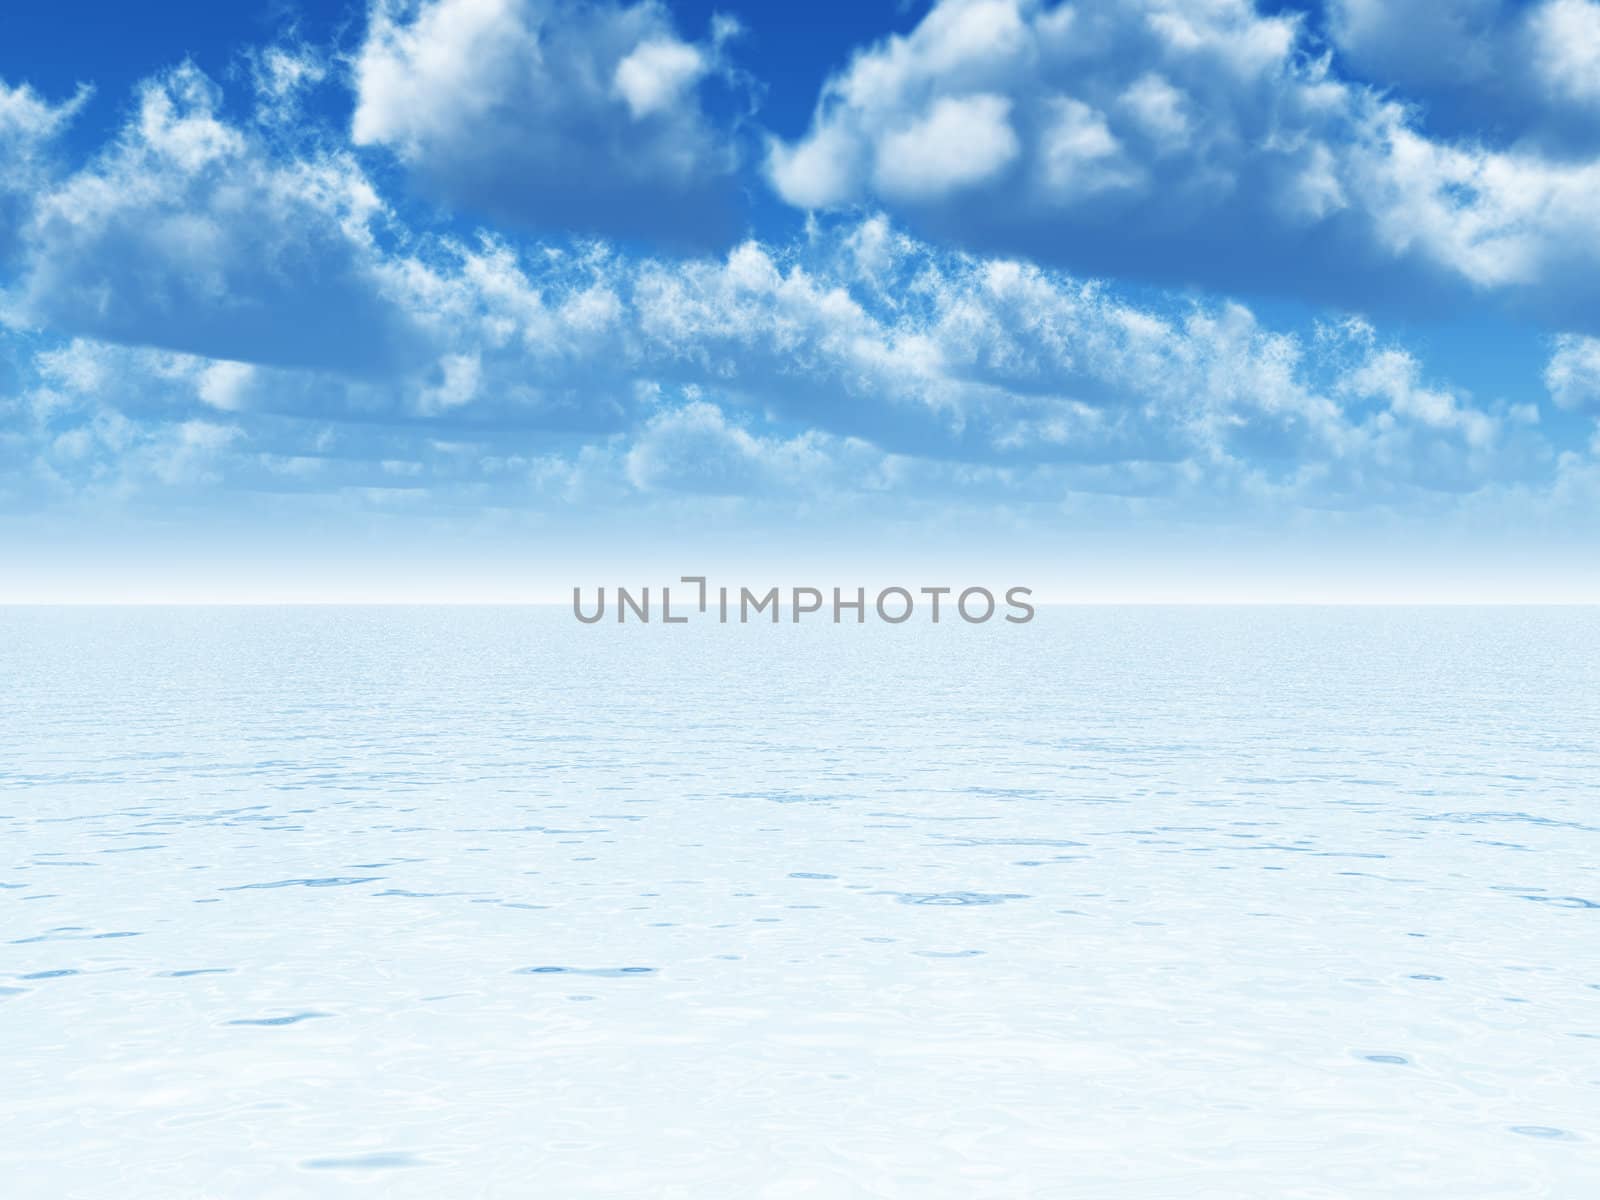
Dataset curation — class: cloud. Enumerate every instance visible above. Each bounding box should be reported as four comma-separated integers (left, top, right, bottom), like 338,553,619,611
625,400,874,495
197,360,256,411
0,33,1564,521
873,94,1021,199
3,216,1550,521
350,0,745,246
1,337,249,504
1529,0,1600,112
16,64,425,374
246,44,330,126
1544,334,1600,409
766,0,1600,325
614,37,708,118
0,77,87,271
1328,0,1600,150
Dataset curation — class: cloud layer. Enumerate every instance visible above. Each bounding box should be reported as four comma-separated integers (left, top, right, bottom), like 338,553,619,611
767,0,1600,324
351,0,746,245
1,209,1567,524
0,0,1597,589
16,64,423,373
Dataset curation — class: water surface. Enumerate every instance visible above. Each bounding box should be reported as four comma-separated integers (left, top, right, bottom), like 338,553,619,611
1,607,1595,1197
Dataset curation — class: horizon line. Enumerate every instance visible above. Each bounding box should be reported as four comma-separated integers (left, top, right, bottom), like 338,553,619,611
3,599,1598,608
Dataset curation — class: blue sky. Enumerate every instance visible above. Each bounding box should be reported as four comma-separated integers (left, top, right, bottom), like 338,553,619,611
2,0,1599,600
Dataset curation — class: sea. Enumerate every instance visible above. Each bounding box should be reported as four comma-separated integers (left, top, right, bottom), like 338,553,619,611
1,606,1595,1197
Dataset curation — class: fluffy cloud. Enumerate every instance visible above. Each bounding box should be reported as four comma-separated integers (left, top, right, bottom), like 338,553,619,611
873,94,1022,200
15,64,425,374
1328,0,1600,149
1544,334,1600,410
351,0,744,245
767,0,1600,323
1530,0,1600,112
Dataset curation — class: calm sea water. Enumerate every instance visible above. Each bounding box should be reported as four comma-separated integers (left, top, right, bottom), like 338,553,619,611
1,607,1596,1198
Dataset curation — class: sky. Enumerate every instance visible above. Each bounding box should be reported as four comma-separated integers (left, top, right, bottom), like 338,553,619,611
2,0,1599,602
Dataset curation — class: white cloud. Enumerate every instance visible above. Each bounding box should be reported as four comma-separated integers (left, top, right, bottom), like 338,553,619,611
417,352,482,415
614,38,707,118
45,213,1507,509
1,123,1555,519
1351,122,1600,290
1328,0,1502,89
1341,347,1497,447
6,344,249,499
625,401,864,495
1329,1,1600,148
247,45,328,125
873,94,1020,200
1544,334,1600,409
351,0,741,244
0,77,85,157
0,77,87,270
1528,0,1600,108
767,122,860,211
18,64,421,374
1117,74,1192,151
197,361,255,411
155,419,242,485
1038,97,1138,199
766,0,1600,322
